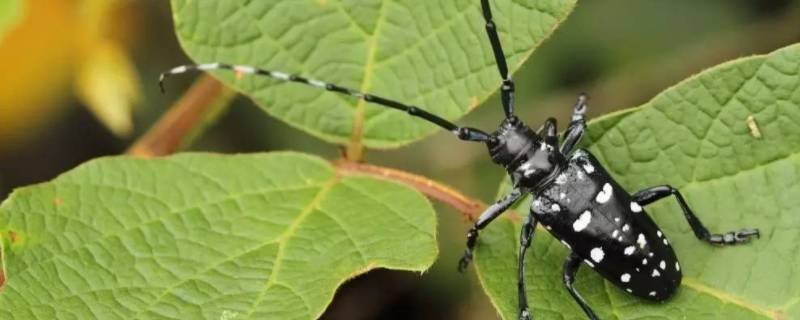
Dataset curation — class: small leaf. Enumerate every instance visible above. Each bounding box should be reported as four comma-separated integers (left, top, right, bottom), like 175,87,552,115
474,44,800,319
170,0,576,148
0,152,437,319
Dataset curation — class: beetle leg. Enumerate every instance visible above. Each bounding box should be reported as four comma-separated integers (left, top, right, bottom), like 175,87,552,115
458,188,524,272
517,212,538,320
632,185,760,245
563,252,600,320
560,93,589,155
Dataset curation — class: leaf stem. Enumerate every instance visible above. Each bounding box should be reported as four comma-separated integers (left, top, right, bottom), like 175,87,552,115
335,160,519,223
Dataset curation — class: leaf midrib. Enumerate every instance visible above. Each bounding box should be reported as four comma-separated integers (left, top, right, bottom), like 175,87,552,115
244,176,340,318
347,1,387,157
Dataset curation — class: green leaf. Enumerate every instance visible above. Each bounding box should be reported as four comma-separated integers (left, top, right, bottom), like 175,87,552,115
0,152,437,319
0,0,22,42
170,0,576,148
474,44,800,319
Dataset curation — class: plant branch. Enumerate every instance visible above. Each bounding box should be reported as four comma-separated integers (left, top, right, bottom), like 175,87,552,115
127,74,229,158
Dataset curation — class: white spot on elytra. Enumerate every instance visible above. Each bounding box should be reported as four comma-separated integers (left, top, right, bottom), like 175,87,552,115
676,262,681,271
649,291,656,297
660,260,666,270
573,211,592,232
663,238,669,245
545,225,552,230
612,230,619,237
620,273,631,283
614,217,620,223
618,236,624,241
555,173,568,185
561,240,571,250
551,204,561,212
630,202,642,213
559,192,566,199
626,288,633,293
583,163,595,173
649,252,654,257
622,224,630,232
652,269,661,277
636,267,640,272
637,234,647,248
624,246,635,255
642,258,648,265
595,183,613,203
657,231,663,238
590,247,605,263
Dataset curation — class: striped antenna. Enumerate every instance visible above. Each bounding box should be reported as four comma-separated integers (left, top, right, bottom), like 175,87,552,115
158,63,492,142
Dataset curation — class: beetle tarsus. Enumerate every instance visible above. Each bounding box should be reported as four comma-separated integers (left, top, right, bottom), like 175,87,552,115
457,252,473,273
709,228,760,245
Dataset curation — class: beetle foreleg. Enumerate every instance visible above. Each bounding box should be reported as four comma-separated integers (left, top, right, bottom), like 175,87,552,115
458,188,524,272
517,213,538,320
632,185,760,245
563,252,599,320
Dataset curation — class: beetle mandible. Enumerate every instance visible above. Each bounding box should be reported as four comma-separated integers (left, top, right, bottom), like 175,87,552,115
159,1,760,319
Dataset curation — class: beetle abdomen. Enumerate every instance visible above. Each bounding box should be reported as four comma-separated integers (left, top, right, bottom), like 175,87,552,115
532,149,682,301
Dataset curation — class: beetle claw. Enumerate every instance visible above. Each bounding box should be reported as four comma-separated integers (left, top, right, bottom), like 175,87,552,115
458,252,473,273
708,228,760,245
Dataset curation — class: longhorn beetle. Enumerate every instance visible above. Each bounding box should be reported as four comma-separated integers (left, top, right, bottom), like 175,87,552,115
160,1,761,319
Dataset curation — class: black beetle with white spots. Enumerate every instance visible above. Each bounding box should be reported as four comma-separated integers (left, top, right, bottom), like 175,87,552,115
159,1,761,319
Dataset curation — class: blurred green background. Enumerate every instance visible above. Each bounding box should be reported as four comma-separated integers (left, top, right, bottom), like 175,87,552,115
0,0,798,319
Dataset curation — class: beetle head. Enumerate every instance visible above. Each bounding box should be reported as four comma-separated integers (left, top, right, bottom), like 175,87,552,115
486,116,563,185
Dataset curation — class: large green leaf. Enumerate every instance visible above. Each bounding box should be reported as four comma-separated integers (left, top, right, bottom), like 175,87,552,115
0,152,437,319
474,44,800,319
170,0,576,148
